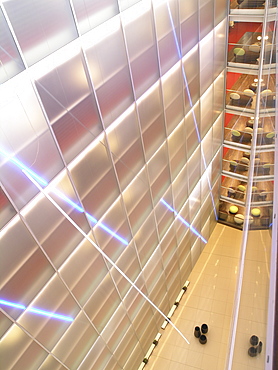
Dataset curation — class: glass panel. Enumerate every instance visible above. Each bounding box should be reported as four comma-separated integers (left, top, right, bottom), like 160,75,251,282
82,168,120,221
175,200,190,244
39,355,68,370
168,121,187,180
0,216,54,315
110,244,141,298
199,32,214,94
147,144,169,185
35,49,91,123
0,73,64,209
187,146,201,193
84,18,134,127
0,187,17,229
113,325,138,368
160,225,178,267
214,20,227,77
182,45,200,107
122,3,159,98
215,0,228,25
0,326,48,369
71,0,119,35
189,182,201,221
77,337,112,370
172,164,189,211
52,95,103,164
155,200,174,239
69,135,109,198
59,237,108,306
185,106,200,157
137,83,166,160
93,198,131,262
106,106,140,161
17,274,80,350
102,305,130,351
161,62,184,134
212,115,223,156
112,139,145,191
118,0,141,11
0,8,25,83
153,0,180,74
201,128,213,173
84,274,121,332
200,86,213,138
134,213,159,267
123,172,153,235
21,193,89,269
213,72,225,121
52,312,98,369
199,0,214,40
144,249,166,294
181,13,199,56
3,0,78,66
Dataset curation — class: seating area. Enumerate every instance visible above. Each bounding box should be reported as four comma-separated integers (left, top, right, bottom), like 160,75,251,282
218,200,271,230
225,183,272,203
228,156,272,176
224,114,275,149
231,0,277,8
228,22,276,66
226,73,276,111
221,16,275,231
221,142,274,230
231,128,253,143
229,90,254,107
237,0,265,8
233,45,276,65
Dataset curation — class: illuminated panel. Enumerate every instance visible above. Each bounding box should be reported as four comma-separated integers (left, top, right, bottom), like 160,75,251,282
161,199,207,244
0,149,128,245
0,299,73,322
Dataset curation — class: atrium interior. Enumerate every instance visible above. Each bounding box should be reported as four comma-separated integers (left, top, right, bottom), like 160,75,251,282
0,1,277,369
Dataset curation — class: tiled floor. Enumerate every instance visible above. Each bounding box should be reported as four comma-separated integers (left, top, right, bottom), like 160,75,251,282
146,223,271,370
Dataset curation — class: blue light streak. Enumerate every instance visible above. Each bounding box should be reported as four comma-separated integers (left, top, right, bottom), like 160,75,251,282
0,299,73,322
0,299,26,310
0,148,48,186
161,199,207,244
0,149,128,245
166,2,218,220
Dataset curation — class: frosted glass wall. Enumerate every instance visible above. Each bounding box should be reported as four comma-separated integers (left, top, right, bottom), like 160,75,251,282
0,0,227,369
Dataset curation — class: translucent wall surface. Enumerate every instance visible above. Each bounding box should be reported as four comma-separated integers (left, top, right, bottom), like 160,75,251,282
0,0,227,369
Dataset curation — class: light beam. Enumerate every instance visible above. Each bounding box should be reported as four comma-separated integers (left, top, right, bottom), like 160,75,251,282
0,299,73,322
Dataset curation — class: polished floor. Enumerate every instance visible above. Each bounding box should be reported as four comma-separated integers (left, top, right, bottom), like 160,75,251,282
146,223,271,370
